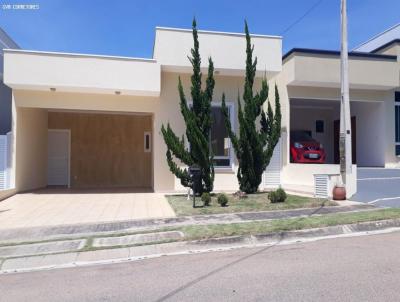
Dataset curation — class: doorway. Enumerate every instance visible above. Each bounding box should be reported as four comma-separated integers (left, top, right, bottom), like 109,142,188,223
333,116,357,164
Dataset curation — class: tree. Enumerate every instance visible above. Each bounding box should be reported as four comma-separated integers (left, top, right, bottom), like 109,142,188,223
161,18,215,194
221,21,281,194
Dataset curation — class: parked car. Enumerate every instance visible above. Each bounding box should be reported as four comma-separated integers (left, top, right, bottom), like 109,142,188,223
290,131,326,163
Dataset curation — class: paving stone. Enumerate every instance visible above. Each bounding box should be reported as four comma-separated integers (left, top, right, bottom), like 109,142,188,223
0,239,86,258
92,231,184,248
1,253,78,271
76,248,129,263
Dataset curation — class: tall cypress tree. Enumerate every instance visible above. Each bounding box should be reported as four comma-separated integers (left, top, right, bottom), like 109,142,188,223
221,21,281,194
161,18,215,193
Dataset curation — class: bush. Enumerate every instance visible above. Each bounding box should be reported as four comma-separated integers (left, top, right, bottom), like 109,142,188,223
201,192,211,206
276,188,287,202
268,188,287,203
217,194,229,207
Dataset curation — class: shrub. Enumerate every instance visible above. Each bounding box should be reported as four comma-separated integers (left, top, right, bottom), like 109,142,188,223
268,188,287,203
201,192,211,206
268,191,278,203
276,188,287,202
217,194,229,207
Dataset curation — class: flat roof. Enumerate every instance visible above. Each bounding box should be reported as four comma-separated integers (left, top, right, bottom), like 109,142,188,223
3,48,157,63
155,26,282,40
283,48,398,62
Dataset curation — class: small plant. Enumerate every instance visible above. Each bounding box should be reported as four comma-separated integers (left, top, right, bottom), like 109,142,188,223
217,194,229,207
276,188,287,202
201,192,211,206
268,188,287,203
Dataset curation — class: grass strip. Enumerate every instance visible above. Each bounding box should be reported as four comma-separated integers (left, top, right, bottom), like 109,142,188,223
179,208,400,240
167,193,337,216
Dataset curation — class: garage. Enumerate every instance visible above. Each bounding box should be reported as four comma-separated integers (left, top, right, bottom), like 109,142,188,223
47,111,153,189
290,98,385,167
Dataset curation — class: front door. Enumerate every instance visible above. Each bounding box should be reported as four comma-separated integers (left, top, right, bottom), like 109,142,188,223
333,116,357,164
47,129,70,186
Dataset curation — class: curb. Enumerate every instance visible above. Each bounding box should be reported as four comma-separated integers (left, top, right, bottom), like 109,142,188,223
1,218,400,274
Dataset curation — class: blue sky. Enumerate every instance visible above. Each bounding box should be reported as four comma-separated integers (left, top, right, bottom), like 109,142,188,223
0,0,399,58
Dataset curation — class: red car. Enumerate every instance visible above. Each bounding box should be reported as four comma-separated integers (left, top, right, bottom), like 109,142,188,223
290,131,326,164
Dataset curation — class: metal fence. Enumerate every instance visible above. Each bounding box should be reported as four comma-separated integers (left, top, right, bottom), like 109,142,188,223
0,133,12,190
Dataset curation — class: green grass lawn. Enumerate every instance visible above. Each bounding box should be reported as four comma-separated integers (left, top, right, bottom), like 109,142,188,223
180,208,400,240
166,192,338,216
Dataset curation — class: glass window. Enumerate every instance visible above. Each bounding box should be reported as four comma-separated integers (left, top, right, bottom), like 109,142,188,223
315,120,324,133
211,106,231,167
144,132,151,153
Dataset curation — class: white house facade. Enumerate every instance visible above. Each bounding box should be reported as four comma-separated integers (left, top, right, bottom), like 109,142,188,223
2,24,400,199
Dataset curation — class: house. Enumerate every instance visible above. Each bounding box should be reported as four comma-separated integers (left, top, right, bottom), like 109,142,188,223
2,25,399,199
0,27,19,135
0,28,18,193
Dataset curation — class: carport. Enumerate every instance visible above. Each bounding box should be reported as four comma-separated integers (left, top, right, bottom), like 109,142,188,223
280,48,398,197
12,108,155,192
48,111,154,189
290,98,385,167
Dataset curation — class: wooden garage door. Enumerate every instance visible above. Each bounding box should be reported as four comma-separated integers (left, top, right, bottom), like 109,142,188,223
48,112,152,189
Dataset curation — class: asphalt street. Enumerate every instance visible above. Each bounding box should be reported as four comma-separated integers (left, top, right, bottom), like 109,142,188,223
2,231,400,301
351,168,400,207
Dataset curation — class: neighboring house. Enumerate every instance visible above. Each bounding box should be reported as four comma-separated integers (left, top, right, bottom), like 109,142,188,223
0,27,19,134
354,24,400,160
2,25,400,198
354,23,400,53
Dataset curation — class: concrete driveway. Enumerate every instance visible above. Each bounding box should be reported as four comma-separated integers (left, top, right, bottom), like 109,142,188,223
351,168,400,207
0,188,175,230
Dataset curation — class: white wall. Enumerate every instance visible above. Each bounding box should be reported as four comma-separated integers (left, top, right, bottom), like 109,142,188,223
350,101,385,167
13,107,48,191
284,53,399,90
11,72,266,193
154,27,282,76
282,164,357,197
4,50,161,96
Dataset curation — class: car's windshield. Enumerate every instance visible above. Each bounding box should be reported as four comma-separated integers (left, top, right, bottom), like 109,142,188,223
290,131,315,142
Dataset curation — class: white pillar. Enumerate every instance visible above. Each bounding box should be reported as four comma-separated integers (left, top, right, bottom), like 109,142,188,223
340,0,353,190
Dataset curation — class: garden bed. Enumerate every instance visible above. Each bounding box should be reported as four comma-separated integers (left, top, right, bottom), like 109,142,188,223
166,192,337,216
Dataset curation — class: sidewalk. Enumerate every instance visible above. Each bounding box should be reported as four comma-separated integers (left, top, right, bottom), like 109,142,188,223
2,217,400,273
0,204,374,243
0,203,383,273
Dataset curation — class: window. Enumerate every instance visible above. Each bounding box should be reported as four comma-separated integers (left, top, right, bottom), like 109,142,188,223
315,120,324,133
144,132,151,153
396,92,400,156
211,105,233,168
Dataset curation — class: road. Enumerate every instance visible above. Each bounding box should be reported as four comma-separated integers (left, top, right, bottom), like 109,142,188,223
2,232,400,302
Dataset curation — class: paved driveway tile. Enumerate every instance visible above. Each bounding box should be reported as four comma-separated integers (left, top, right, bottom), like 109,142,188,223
0,189,175,229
